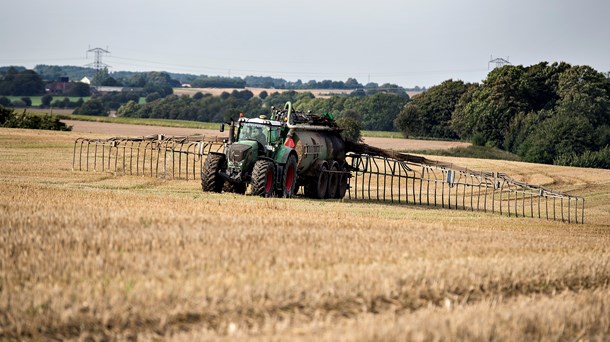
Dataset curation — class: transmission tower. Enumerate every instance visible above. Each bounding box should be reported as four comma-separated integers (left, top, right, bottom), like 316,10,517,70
86,47,111,75
488,55,511,69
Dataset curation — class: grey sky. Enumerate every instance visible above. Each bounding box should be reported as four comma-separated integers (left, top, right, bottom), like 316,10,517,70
1,0,608,87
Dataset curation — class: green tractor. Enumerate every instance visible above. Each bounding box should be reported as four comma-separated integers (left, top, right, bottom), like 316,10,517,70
201,102,349,198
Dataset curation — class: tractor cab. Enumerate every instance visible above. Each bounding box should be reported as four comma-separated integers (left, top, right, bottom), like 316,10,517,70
236,117,285,152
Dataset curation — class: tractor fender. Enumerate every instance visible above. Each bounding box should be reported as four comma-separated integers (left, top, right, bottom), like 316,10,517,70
208,151,226,158
276,146,298,166
256,156,276,165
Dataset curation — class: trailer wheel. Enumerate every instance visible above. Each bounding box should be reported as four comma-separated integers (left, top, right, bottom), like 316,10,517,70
326,161,339,199
279,154,298,198
337,162,349,199
315,162,328,199
251,159,276,197
201,154,225,193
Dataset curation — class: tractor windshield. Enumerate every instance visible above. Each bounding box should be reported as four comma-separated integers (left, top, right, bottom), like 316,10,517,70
238,123,269,145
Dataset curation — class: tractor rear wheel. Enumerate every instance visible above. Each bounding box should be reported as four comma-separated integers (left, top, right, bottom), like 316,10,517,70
201,154,225,193
251,159,276,197
278,154,298,198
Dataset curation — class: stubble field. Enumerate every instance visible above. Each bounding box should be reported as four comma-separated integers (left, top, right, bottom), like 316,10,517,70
1,127,609,340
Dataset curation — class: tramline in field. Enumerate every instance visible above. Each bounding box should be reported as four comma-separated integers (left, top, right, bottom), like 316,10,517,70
73,102,585,223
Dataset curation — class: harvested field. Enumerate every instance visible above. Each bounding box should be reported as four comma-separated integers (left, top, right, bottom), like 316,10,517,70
64,119,469,151
1,128,609,340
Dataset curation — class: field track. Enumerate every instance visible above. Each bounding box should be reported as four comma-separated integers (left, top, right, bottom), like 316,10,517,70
1,127,609,340
63,119,470,151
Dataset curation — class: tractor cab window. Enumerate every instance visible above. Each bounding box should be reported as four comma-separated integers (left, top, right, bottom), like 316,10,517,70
269,127,282,143
238,123,269,145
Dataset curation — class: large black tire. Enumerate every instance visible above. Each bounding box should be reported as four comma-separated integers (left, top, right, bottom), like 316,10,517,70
251,159,276,197
304,162,328,199
337,162,349,199
223,182,247,195
278,154,298,198
326,161,339,199
201,154,226,193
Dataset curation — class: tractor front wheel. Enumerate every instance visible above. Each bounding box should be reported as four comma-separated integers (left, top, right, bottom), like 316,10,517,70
251,159,276,197
201,154,226,193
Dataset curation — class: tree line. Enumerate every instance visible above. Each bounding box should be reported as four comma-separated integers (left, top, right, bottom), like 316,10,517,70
102,89,408,133
394,62,610,168
10,64,427,91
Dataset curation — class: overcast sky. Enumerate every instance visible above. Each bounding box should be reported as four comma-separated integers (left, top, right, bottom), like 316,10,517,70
1,0,608,87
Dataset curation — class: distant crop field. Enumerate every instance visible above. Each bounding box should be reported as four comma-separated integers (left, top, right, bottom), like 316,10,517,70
1,128,609,340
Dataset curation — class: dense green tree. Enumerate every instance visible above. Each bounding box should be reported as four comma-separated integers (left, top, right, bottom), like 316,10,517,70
337,110,362,143
519,113,595,164
20,97,32,107
451,65,531,147
358,93,408,131
40,94,53,108
117,100,141,117
0,68,45,96
192,91,204,100
74,98,106,116
395,79,468,139
143,72,174,97
451,62,610,167
231,89,253,101
344,78,362,89
146,92,161,103
67,82,91,97
122,73,147,87
11,99,26,107
0,97,11,107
